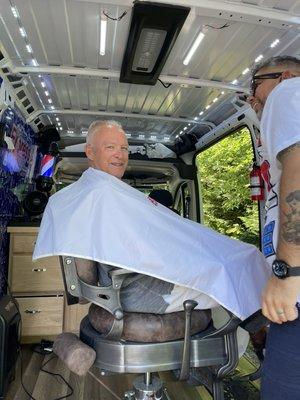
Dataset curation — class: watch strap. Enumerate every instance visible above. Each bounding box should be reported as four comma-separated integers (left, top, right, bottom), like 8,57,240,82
288,266,300,277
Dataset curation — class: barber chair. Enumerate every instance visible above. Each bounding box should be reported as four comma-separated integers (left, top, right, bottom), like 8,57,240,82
60,256,265,400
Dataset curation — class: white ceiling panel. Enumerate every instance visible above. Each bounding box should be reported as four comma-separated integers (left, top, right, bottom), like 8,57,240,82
0,0,299,146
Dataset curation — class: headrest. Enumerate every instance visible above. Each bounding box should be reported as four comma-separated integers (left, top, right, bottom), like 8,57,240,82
149,189,174,208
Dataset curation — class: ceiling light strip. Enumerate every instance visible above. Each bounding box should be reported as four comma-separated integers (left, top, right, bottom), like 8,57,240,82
183,31,205,66
100,16,107,56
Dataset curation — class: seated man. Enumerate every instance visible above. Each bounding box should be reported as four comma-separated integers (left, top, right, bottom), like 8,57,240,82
33,120,270,321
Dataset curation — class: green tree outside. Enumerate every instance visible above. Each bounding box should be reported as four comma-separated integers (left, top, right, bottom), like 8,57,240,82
196,128,259,246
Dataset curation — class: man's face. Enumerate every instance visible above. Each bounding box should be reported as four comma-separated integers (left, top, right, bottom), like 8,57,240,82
253,67,283,105
248,66,284,118
85,125,129,179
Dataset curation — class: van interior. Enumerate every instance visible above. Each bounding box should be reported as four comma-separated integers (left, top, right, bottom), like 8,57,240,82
0,0,299,399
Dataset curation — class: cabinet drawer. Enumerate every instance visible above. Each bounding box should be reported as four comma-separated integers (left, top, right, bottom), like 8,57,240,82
11,256,64,293
18,296,63,337
12,234,38,253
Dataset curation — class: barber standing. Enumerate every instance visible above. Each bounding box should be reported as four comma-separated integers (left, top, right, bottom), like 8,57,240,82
248,56,300,399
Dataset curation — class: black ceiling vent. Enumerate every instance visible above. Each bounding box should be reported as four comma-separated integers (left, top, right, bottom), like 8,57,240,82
120,1,190,85
7,75,21,83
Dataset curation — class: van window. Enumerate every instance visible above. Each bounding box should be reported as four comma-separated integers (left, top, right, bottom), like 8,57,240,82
196,127,259,246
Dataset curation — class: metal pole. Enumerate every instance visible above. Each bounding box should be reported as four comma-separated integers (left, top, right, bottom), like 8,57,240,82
145,372,152,386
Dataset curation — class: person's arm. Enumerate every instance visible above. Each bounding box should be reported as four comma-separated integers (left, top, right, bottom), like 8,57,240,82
262,144,300,323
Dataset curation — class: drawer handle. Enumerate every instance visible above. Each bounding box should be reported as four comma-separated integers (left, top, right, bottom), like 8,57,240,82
32,268,47,272
25,309,41,314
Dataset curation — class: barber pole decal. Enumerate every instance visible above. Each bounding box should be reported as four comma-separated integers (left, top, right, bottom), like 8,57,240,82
40,154,55,177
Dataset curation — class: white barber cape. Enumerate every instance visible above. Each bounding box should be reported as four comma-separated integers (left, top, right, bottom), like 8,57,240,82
33,167,270,320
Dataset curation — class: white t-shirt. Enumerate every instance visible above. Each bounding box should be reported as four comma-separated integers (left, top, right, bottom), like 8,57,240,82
258,77,300,266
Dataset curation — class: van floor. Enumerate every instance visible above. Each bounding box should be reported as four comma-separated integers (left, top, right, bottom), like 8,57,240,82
6,345,260,400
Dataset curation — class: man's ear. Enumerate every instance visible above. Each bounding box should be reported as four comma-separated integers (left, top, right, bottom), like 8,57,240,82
85,144,94,161
281,70,295,80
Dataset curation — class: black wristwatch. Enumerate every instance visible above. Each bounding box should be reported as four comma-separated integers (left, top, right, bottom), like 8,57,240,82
272,259,300,279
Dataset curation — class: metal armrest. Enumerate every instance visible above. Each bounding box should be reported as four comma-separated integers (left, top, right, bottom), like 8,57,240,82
60,256,80,305
60,256,134,311
200,308,241,339
179,300,198,380
239,309,268,334
177,304,241,395
60,256,135,340
201,307,241,388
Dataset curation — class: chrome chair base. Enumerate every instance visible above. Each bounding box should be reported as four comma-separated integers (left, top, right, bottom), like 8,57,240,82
80,316,227,374
123,374,170,400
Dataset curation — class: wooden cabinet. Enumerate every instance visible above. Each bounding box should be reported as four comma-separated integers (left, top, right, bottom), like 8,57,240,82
18,296,64,337
10,255,63,293
7,226,89,343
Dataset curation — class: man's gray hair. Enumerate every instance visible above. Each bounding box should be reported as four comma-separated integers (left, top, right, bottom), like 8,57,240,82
252,55,300,78
86,120,124,144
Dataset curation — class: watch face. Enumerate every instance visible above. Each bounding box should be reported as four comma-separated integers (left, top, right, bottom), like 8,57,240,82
272,260,288,279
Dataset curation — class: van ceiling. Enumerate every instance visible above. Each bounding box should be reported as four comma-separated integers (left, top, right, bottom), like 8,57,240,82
0,0,299,148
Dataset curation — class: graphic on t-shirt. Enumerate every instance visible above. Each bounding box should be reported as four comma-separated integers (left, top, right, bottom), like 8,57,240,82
266,188,279,212
262,221,276,258
282,190,300,245
259,159,278,212
260,160,271,191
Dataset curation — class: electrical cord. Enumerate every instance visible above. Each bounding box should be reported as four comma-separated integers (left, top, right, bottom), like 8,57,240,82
19,352,74,400
103,10,127,21
40,356,74,400
3,274,74,400
203,23,231,30
158,78,172,88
